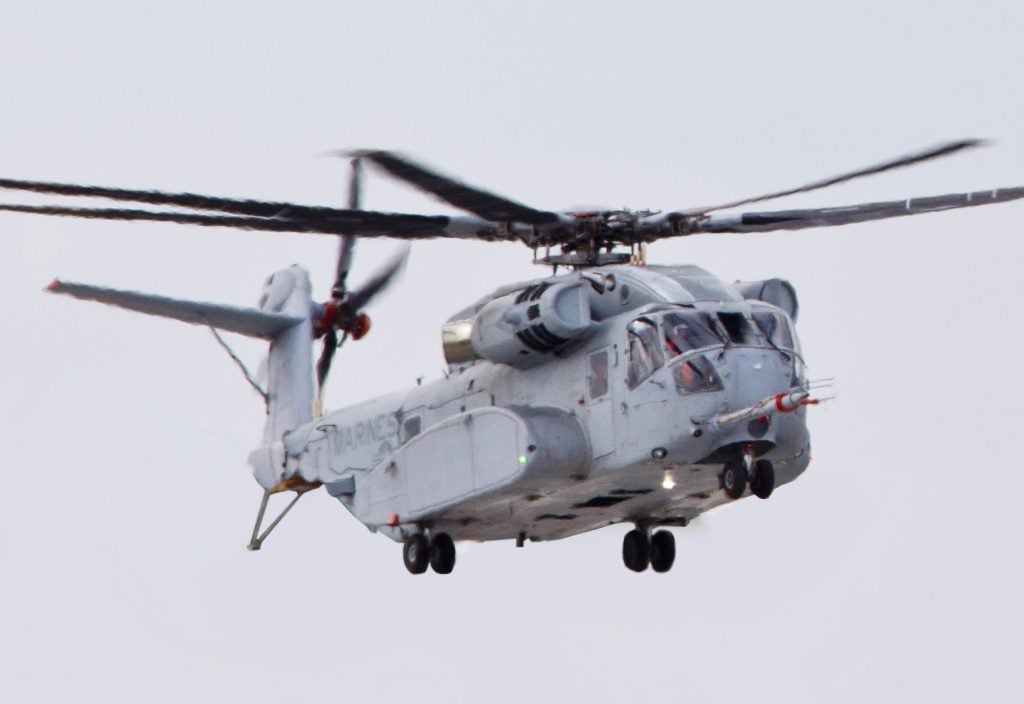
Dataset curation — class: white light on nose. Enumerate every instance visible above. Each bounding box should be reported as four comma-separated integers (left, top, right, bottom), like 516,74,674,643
662,473,676,490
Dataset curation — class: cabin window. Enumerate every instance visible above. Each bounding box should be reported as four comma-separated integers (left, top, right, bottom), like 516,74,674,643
588,350,609,399
717,312,756,345
662,311,723,358
672,354,723,394
402,416,422,441
626,318,664,389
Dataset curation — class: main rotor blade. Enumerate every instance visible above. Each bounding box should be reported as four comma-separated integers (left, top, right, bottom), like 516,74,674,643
685,186,1024,234
351,150,563,226
0,176,357,220
688,139,986,215
345,244,411,312
0,203,510,240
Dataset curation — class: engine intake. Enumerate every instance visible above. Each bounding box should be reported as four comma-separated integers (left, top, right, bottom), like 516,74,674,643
732,278,799,321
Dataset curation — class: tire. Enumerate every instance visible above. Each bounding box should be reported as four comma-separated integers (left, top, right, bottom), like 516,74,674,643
750,459,775,500
649,530,676,573
721,459,748,500
429,532,457,574
622,529,650,572
403,534,429,574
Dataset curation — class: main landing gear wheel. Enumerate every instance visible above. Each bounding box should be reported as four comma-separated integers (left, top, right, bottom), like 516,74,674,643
721,459,748,500
750,459,776,499
649,530,676,573
403,534,429,574
429,532,456,574
622,529,650,572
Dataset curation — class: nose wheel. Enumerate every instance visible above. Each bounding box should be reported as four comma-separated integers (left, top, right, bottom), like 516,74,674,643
721,458,748,499
721,456,776,499
403,532,457,575
622,528,676,573
750,459,775,499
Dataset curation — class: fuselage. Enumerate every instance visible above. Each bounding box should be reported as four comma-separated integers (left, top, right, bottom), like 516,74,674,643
277,264,812,543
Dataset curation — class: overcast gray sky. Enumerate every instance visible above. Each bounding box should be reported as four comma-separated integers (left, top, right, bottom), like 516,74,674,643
2,2,1023,702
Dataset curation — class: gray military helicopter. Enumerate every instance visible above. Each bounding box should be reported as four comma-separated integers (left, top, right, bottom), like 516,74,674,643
3,139,1022,574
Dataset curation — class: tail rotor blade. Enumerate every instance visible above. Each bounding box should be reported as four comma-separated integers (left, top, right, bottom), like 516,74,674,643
316,327,339,392
333,235,356,299
348,157,363,210
345,244,411,312
331,159,364,300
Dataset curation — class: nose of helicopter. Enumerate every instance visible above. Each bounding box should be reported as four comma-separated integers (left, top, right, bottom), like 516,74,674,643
720,348,796,405
695,347,806,455
710,388,808,430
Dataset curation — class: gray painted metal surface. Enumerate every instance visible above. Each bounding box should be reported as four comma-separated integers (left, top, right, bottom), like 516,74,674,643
47,278,303,339
245,263,813,544
48,261,814,551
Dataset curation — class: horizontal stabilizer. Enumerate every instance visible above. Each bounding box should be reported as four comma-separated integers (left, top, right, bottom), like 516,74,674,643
46,279,303,339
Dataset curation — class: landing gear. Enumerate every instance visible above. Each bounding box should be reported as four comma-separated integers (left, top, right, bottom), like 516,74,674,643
403,534,430,574
403,532,456,575
245,480,318,551
429,532,457,574
721,459,748,499
750,459,775,499
649,530,676,573
622,529,650,572
622,528,676,573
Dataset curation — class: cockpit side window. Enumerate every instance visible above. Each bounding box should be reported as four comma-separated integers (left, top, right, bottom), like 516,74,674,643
662,311,723,358
626,318,664,389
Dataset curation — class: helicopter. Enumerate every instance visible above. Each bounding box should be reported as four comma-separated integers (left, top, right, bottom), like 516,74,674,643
2,139,1022,574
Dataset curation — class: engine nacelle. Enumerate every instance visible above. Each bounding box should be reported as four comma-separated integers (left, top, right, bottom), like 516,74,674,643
462,281,594,369
732,278,799,321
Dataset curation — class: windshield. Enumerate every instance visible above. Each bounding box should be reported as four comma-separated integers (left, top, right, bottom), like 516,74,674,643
752,308,796,349
672,354,723,394
661,307,798,357
662,311,724,358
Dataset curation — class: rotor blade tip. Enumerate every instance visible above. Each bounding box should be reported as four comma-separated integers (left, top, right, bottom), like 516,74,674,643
318,149,348,160
320,148,380,161
956,137,991,150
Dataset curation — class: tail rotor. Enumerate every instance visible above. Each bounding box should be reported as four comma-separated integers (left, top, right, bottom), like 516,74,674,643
313,157,409,401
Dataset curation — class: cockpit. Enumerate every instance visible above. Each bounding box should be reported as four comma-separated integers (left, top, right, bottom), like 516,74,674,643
626,305,801,392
